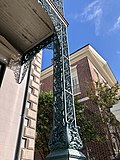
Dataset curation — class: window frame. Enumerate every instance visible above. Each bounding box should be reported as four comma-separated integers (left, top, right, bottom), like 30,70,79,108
71,65,81,95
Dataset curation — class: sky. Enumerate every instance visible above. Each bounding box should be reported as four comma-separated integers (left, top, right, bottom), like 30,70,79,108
42,0,120,83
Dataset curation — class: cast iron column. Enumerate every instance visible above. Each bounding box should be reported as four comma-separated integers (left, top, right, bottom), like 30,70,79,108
47,30,86,160
38,0,86,159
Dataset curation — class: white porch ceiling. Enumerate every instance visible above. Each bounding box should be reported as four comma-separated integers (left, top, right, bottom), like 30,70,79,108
0,0,54,54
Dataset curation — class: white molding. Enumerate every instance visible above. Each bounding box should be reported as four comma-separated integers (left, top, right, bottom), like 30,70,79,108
74,92,81,96
78,97,89,103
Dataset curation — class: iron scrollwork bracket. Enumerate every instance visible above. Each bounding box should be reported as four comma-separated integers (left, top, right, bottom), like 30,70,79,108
21,34,55,65
9,58,30,84
12,33,55,83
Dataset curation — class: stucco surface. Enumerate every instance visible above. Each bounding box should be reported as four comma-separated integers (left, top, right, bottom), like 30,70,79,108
0,68,27,160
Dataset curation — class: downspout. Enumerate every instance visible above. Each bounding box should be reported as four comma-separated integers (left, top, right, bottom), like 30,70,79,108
14,60,32,160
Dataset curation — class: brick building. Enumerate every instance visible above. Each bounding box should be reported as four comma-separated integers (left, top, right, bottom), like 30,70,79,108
40,44,120,160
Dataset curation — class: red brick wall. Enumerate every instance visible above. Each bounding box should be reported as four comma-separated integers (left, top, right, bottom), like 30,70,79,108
83,99,113,160
40,74,53,92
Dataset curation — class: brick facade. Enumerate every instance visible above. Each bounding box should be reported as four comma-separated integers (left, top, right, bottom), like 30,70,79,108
40,74,53,92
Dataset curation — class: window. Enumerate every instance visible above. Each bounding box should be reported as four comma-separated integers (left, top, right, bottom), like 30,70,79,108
0,61,6,87
71,65,80,95
72,76,80,95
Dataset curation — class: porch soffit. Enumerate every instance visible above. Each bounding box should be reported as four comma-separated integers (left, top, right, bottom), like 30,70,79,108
0,0,54,54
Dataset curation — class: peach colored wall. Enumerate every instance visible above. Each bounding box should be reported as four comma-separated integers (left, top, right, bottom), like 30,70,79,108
0,67,27,160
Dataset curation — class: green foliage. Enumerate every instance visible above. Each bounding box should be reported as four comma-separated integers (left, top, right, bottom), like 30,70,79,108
75,98,103,144
87,81,120,143
88,81,120,110
88,82,120,125
35,92,53,160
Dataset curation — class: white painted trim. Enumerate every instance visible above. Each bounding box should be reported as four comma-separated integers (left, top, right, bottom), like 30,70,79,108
71,65,77,70
74,92,81,96
78,97,89,103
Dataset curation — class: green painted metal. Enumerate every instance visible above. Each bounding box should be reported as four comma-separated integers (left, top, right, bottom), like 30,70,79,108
38,0,86,159
50,0,64,15
21,34,55,65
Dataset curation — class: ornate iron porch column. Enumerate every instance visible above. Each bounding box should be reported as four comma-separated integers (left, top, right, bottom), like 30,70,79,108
38,0,86,159
47,33,86,160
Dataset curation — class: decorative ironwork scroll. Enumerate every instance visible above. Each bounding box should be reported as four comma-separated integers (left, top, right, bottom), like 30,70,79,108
21,34,55,65
12,33,54,83
38,0,85,157
9,59,30,84
9,60,21,83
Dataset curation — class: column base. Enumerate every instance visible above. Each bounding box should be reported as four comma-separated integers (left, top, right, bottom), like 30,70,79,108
46,149,86,160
